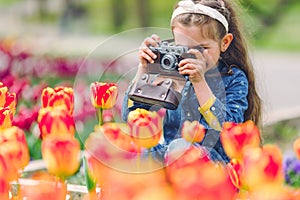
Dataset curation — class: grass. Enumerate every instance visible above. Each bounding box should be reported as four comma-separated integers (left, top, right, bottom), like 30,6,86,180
254,1,300,51
263,117,300,152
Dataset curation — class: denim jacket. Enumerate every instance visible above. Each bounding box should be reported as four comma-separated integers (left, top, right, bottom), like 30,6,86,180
122,61,248,163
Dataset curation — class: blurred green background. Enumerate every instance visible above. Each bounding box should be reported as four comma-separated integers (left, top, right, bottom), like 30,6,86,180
0,0,299,51
0,0,300,159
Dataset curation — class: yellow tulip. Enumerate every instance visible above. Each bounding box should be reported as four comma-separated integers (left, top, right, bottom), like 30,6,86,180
41,134,81,179
181,120,205,143
0,107,13,130
41,86,74,114
90,82,118,109
127,108,163,149
38,107,75,139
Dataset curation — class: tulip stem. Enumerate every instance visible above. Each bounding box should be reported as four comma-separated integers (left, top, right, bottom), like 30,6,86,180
97,108,103,126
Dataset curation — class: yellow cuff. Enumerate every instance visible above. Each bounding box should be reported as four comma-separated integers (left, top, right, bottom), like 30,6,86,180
198,95,222,131
128,98,134,108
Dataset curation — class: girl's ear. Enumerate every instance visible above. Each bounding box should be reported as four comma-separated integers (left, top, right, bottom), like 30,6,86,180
221,33,233,52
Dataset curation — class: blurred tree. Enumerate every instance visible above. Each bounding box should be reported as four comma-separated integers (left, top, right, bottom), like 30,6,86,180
37,0,47,19
60,0,87,33
111,0,126,31
241,0,297,37
136,0,151,27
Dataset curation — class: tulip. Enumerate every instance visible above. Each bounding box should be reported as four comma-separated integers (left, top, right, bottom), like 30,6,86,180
127,108,163,149
220,120,261,160
90,82,118,109
90,82,118,126
85,123,139,175
19,175,67,200
165,145,236,200
0,178,9,200
0,82,7,104
99,122,139,153
0,107,13,130
293,137,300,160
41,134,81,180
0,82,17,114
38,107,75,139
41,86,74,115
227,158,242,190
181,120,205,143
0,126,30,169
241,144,284,191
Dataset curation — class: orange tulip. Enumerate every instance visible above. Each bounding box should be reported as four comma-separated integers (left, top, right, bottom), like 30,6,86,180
181,120,205,143
0,126,30,182
90,82,118,109
19,173,67,200
127,108,163,149
241,144,284,191
85,123,139,176
220,120,261,160
293,137,300,160
165,145,236,200
41,134,81,179
41,86,74,114
38,107,75,139
0,126,30,170
0,107,13,130
99,122,139,153
0,178,10,200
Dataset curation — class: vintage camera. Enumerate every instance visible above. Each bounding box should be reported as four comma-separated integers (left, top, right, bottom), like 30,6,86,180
149,40,197,77
129,40,203,110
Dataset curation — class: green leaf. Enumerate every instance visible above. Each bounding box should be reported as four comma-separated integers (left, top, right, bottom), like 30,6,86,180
83,156,97,192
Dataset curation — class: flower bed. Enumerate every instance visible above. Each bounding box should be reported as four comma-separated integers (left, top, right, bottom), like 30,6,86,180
1,38,300,200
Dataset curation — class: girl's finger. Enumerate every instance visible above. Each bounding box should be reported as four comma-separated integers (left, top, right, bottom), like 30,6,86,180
150,34,161,44
138,48,155,63
188,48,204,60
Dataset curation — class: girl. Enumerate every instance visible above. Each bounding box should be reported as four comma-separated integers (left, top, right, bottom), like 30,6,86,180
122,0,261,163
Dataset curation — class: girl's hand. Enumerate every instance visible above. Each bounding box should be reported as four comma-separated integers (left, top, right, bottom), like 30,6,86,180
138,34,161,67
178,49,214,83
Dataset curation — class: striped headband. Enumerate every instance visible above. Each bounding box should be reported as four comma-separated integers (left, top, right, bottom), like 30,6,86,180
171,0,229,32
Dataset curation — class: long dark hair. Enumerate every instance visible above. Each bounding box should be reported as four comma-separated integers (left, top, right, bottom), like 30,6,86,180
172,0,262,127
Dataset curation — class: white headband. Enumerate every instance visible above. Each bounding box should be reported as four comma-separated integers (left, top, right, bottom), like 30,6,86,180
171,0,229,32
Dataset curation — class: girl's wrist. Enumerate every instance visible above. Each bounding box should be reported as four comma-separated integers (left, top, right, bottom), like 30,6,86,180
132,63,147,83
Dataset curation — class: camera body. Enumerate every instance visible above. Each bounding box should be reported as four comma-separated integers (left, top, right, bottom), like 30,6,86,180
129,40,203,110
148,41,197,77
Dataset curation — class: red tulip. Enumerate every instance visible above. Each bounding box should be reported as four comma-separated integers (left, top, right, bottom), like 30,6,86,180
0,82,17,114
241,145,284,191
41,134,81,179
181,120,205,143
90,82,118,109
38,107,75,139
41,86,74,114
293,137,300,160
127,108,163,149
220,120,261,160
0,107,13,130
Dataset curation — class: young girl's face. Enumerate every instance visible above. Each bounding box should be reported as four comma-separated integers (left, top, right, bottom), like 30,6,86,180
173,22,222,68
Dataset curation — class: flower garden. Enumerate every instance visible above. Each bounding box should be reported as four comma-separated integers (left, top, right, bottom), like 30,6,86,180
1,38,300,200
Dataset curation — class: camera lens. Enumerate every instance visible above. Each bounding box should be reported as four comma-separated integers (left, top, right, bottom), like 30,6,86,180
161,54,178,70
